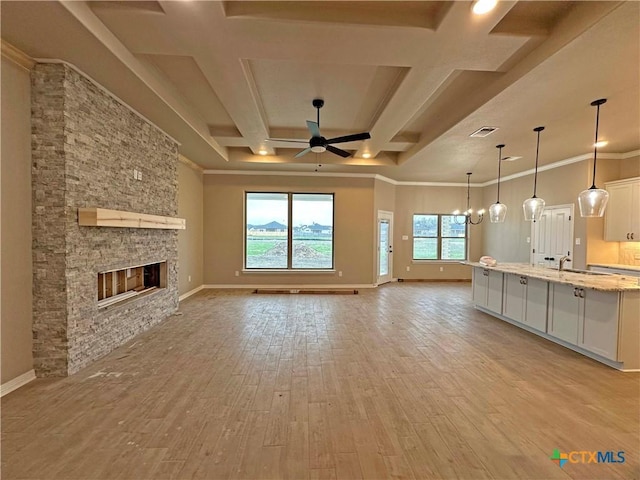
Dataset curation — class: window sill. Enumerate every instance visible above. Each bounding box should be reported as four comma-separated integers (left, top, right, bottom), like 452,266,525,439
411,260,467,264
242,269,336,274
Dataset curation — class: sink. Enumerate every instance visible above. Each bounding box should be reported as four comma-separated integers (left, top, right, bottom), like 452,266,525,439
561,268,610,276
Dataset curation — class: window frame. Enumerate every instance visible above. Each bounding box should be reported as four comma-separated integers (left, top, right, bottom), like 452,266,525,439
244,191,335,271
412,213,468,261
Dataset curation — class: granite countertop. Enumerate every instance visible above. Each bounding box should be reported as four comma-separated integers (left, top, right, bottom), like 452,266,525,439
465,262,640,292
588,263,640,272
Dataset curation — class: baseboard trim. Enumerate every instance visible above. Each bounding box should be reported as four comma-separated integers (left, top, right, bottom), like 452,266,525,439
397,278,471,283
179,285,205,301
1,369,36,397
202,283,376,290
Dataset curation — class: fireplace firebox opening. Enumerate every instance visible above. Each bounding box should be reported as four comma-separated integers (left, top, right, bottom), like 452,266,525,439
97,261,167,308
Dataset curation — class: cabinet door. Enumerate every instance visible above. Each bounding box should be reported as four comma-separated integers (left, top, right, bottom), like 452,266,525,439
472,267,488,307
548,283,580,344
630,182,640,239
605,183,633,241
579,289,620,360
487,271,504,314
525,278,548,333
503,274,525,323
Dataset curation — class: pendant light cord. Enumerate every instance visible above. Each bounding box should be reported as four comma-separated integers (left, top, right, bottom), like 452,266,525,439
466,173,471,211
591,102,601,189
496,145,503,203
533,130,540,197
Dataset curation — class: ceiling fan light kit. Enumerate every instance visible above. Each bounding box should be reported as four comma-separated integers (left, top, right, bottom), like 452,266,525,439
269,99,371,160
578,98,610,217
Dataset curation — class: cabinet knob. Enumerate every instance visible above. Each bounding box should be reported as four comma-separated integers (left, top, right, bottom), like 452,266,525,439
573,288,578,297
627,233,630,240
579,289,585,298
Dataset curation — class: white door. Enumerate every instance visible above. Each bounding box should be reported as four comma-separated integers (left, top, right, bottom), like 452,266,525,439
531,205,573,268
377,211,393,285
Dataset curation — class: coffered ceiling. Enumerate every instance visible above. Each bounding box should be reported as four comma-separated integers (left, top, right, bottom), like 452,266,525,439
2,1,639,182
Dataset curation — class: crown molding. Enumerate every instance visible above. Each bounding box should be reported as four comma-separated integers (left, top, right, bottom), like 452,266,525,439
178,154,203,172
1,41,35,70
202,149,637,187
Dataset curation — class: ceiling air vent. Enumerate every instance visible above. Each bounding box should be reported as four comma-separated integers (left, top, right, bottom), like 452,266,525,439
469,126,499,137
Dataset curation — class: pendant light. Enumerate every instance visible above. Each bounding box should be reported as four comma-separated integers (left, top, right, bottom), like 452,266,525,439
453,173,484,225
578,98,609,217
489,144,507,223
523,126,546,221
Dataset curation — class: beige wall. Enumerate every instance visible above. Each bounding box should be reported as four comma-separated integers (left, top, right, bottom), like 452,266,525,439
393,185,483,280
619,155,640,179
177,158,204,296
1,56,33,383
203,174,375,286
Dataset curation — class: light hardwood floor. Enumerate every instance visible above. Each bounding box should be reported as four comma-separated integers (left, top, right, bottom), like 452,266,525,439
2,283,639,479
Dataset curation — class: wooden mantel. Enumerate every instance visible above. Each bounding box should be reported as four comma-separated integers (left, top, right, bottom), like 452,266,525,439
78,208,186,230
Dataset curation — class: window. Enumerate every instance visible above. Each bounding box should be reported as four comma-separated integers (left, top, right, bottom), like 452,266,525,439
245,192,334,269
413,214,467,260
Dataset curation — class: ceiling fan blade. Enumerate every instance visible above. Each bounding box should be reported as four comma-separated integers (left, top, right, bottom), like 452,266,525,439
306,120,321,138
326,145,351,158
326,132,371,144
266,138,308,144
294,147,313,158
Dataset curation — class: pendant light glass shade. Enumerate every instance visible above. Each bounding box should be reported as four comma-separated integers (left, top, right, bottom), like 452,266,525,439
489,144,507,223
578,99,609,217
523,196,545,221
523,126,546,222
578,187,609,217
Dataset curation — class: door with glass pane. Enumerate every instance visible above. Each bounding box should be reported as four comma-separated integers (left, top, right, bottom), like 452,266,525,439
377,211,393,285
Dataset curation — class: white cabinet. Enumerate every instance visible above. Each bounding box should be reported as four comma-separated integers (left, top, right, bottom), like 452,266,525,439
580,289,620,360
548,283,619,360
605,178,640,242
472,267,503,314
525,278,548,333
503,274,548,332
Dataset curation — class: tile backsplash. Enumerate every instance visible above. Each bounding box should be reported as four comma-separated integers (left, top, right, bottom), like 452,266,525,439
620,242,640,266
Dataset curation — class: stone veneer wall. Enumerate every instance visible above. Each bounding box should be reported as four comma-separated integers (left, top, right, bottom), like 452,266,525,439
32,63,179,376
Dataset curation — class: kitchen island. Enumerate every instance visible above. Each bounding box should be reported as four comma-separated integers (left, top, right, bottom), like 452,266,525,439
467,262,640,371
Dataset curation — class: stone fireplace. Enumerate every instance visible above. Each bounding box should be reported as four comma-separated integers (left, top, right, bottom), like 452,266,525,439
31,63,179,376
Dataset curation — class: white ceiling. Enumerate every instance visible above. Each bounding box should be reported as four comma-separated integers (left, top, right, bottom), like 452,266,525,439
2,1,639,182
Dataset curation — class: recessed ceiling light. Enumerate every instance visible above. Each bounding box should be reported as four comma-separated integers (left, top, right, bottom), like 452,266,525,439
362,152,371,159
472,0,498,15
594,140,608,148
470,126,499,137
258,149,268,155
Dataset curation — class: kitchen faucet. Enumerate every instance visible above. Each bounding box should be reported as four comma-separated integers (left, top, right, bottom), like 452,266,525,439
559,256,571,271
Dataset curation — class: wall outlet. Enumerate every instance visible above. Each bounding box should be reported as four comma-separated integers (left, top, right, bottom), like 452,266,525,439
439,266,444,272
406,266,410,271
188,275,191,282
402,235,409,241
138,171,142,181
338,271,343,277
133,168,138,179
235,270,239,277
526,237,531,244
575,238,581,245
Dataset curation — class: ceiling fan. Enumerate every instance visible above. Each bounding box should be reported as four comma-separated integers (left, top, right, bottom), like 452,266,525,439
267,99,371,158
